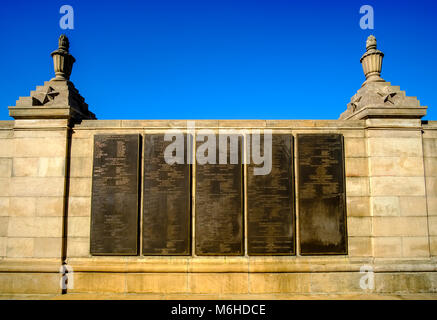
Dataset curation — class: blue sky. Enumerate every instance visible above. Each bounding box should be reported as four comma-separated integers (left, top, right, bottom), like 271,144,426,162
0,0,436,120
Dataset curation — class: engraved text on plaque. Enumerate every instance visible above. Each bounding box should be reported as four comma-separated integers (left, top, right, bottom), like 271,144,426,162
195,135,243,255
248,134,295,255
142,134,191,255
90,134,140,255
297,134,347,255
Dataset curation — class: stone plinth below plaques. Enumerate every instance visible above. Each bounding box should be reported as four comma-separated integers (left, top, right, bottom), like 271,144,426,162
297,134,347,255
90,134,140,255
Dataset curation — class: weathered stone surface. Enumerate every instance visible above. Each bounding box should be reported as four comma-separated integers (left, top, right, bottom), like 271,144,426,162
346,196,370,217
426,177,437,196
69,178,91,197
249,273,311,293
430,237,437,256
71,138,93,157
422,125,437,138
345,157,368,177
424,157,437,176
68,197,90,217
127,273,188,293
429,217,437,236
368,138,423,157
12,158,39,177
68,217,90,238
0,273,60,294
36,197,64,217
374,237,402,257
9,197,36,217
0,198,8,216
348,237,372,257
0,217,8,237
7,216,63,238
0,237,6,257
70,157,92,177
372,197,400,216
7,217,35,237
344,138,367,157
375,273,436,293
0,158,11,178
367,129,422,138
310,272,364,293
399,197,427,216
0,139,13,158
423,139,437,157
14,138,66,158
67,237,89,257
428,197,437,216
6,238,34,258
34,217,63,237
346,177,370,196
33,238,62,258
371,177,426,196
69,273,125,293
11,177,65,197
189,273,248,294
0,178,10,197
373,217,428,237
38,157,65,177
13,129,66,138
369,157,424,176
401,237,429,258
347,217,372,237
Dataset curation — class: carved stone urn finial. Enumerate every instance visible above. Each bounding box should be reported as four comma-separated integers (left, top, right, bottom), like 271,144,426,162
360,35,384,86
366,35,377,50
58,34,70,51
51,34,76,81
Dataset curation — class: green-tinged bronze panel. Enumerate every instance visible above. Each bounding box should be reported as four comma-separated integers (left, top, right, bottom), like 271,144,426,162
297,134,347,255
142,134,191,255
90,134,140,255
195,134,243,255
247,134,295,255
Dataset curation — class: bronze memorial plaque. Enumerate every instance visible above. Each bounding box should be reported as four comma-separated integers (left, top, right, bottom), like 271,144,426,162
297,134,347,255
142,134,191,255
247,134,295,255
195,134,243,255
90,134,140,255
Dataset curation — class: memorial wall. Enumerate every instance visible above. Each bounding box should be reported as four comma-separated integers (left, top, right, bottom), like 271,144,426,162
86,132,346,258
67,121,356,263
0,35,436,297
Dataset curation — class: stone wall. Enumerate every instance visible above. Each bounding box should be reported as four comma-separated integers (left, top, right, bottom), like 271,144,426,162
1,118,435,297
423,122,437,256
367,119,430,259
0,119,70,294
